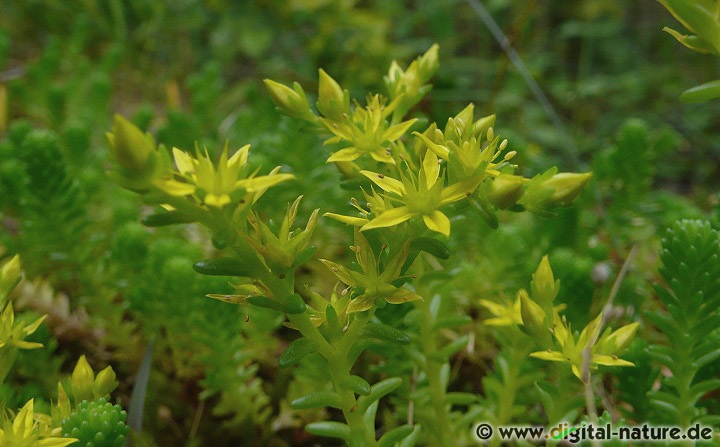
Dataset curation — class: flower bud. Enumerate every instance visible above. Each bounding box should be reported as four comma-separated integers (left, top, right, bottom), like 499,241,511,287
71,355,96,403
543,172,592,206
519,289,552,347
317,69,347,120
263,79,312,118
0,254,21,300
488,174,527,209
94,365,119,398
107,114,155,176
531,255,559,308
417,44,440,80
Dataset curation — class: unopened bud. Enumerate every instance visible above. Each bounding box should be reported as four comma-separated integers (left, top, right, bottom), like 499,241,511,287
543,172,592,205
317,69,348,120
519,289,552,346
263,79,310,118
488,174,527,209
94,366,119,398
107,114,155,175
531,255,559,308
0,254,21,300
71,355,95,402
418,44,440,80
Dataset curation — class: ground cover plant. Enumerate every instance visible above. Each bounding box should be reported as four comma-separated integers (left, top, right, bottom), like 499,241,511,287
1,1,719,446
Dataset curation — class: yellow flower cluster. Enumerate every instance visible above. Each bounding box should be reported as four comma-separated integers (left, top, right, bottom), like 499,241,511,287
481,256,638,381
107,115,294,211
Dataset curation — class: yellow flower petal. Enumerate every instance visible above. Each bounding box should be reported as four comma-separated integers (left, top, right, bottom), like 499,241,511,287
323,213,369,226
421,150,441,190
384,288,422,304
530,350,567,363
439,177,482,205
237,173,294,192
422,210,451,237
228,144,250,168
360,171,405,195
327,147,362,163
368,150,396,164
361,206,415,231
154,179,196,196
383,118,417,141
592,354,635,368
11,340,44,349
347,295,375,313
204,193,231,208
318,259,362,286
172,147,195,174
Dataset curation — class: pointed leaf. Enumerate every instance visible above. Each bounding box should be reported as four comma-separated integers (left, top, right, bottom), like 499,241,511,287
378,425,415,447
291,391,342,409
306,421,351,441
422,210,451,237
362,207,415,231
279,338,319,368
341,375,372,396
410,236,450,260
358,377,403,413
362,323,410,344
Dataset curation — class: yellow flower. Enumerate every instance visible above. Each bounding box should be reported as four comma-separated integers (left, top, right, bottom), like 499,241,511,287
319,228,420,313
358,151,482,237
413,118,514,183
170,143,294,208
0,302,45,351
479,296,523,327
321,94,416,165
530,311,639,381
0,399,77,447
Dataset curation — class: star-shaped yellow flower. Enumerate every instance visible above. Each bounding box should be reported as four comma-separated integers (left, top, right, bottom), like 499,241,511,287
530,311,639,381
358,150,482,237
319,228,420,313
170,143,294,208
321,94,416,165
0,399,77,447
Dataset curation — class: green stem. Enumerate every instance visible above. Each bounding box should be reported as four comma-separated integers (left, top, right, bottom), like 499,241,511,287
417,297,456,447
260,268,375,446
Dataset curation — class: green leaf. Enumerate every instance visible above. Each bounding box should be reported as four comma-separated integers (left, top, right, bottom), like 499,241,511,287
358,377,403,413
279,293,307,314
410,236,451,260
398,425,421,447
341,375,372,396
445,392,477,405
688,379,720,400
694,346,720,369
193,257,253,277
680,79,720,102
362,322,410,344
278,338,319,368
429,335,470,361
291,391,342,410
378,425,415,447
306,421,351,441
246,296,284,312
